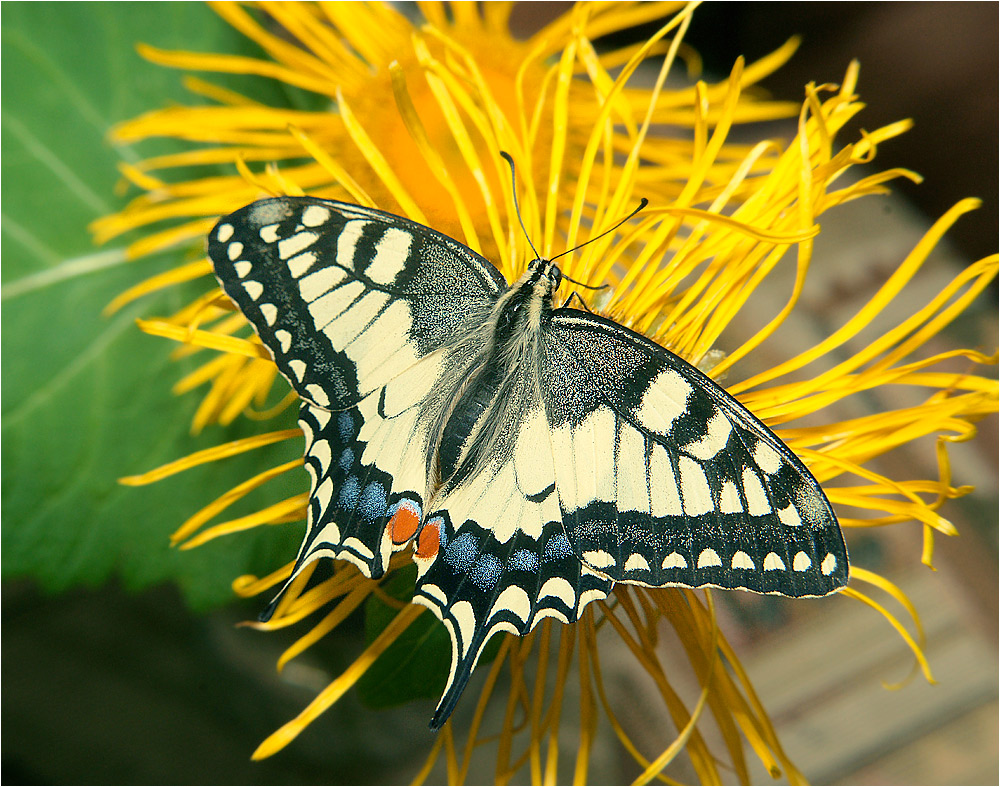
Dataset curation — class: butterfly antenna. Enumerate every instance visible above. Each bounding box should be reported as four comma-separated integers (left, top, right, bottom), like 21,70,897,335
550,198,648,264
561,272,607,291
500,151,541,261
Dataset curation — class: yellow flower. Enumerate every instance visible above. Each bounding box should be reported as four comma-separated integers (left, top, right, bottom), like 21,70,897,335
99,2,997,784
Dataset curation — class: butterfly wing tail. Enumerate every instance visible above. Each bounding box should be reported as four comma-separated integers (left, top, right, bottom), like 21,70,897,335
416,594,504,730
257,592,283,623
411,508,612,729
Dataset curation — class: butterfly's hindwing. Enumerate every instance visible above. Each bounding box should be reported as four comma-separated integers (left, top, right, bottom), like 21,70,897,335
542,310,848,597
414,390,613,726
412,401,612,727
286,351,449,590
414,514,612,728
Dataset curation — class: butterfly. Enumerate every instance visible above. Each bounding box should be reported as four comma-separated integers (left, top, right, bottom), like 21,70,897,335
207,195,848,729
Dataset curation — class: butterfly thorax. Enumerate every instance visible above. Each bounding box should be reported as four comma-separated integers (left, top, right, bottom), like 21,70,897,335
434,259,561,493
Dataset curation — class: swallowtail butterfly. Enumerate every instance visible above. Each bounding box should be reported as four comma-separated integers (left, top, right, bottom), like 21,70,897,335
208,195,848,729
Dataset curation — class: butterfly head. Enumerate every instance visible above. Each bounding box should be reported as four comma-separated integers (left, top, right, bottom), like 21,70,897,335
525,257,563,302
493,258,563,343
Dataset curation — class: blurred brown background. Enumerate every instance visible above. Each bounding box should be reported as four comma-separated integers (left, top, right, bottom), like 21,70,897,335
676,2,999,263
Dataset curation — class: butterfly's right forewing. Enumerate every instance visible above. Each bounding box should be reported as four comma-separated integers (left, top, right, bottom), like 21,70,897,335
541,310,848,598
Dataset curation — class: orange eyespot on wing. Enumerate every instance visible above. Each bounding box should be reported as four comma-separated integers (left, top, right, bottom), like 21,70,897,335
415,519,441,559
388,500,421,544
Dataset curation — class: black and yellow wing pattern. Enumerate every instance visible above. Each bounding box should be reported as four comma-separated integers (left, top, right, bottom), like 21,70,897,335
208,196,848,729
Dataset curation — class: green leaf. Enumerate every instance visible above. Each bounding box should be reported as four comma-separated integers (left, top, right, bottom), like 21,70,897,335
357,564,504,710
1,3,305,609
357,565,451,709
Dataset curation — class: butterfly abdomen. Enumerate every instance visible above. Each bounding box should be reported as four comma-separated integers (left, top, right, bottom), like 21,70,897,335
437,364,495,483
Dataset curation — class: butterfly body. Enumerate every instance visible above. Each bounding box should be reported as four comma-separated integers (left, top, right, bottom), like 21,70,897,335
434,258,558,493
208,196,848,729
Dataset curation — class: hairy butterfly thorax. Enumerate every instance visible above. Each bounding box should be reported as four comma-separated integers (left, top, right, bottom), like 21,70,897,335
435,258,561,493
208,191,848,730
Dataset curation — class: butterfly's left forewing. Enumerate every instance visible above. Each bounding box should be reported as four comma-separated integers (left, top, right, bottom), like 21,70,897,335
209,197,506,411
